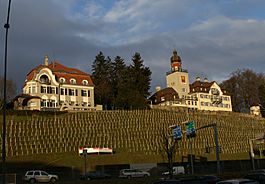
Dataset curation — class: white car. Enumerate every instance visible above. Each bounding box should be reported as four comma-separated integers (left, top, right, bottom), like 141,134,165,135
119,169,150,179
216,178,258,184
23,170,59,183
162,166,185,175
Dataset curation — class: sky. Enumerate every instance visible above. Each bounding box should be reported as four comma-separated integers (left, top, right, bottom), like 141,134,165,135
1,0,265,94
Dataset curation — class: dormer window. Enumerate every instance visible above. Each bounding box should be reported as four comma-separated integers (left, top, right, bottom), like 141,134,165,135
82,80,88,85
59,77,65,83
39,74,49,84
70,78,76,84
211,88,220,95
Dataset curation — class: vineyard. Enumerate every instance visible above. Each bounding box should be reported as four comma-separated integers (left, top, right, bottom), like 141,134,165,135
1,109,265,167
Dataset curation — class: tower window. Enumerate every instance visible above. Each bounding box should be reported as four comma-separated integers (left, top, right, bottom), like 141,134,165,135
181,76,186,83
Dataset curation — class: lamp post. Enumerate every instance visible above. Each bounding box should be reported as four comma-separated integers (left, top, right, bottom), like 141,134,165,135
2,0,12,183
197,123,221,175
249,134,265,170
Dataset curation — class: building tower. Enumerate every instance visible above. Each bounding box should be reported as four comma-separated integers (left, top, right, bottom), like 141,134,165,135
166,49,190,99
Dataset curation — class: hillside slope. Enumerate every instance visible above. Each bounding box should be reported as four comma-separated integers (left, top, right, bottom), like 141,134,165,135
1,109,265,167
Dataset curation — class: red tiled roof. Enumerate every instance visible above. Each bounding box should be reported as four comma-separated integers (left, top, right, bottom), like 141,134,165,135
25,61,94,86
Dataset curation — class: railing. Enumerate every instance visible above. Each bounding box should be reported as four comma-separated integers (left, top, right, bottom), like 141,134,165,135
211,96,222,104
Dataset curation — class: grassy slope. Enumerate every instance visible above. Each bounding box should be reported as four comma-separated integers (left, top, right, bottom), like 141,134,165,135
0,109,264,172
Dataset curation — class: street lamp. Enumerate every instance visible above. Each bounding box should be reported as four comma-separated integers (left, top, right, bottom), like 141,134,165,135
249,134,265,170
2,0,12,183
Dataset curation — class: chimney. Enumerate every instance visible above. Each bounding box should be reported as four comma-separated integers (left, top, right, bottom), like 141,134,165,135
156,86,161,92
44,55,49,66
204,78,208,82
196,76,201,81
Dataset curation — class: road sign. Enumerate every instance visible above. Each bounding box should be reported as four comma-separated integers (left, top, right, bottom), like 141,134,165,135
173,125,182,140
185,121,196,138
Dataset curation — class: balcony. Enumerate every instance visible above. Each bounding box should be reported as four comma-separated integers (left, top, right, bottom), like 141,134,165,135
211,96,222,104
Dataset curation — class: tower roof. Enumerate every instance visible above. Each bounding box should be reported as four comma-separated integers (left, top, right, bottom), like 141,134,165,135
171,49,181,63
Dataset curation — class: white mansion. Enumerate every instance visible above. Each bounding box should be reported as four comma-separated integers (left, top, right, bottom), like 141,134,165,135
14,56,95,111
149,50,232,112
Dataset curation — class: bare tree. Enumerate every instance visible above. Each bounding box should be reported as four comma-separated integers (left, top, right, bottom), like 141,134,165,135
0,76,16,109
220,69,265,112
160,130,179,179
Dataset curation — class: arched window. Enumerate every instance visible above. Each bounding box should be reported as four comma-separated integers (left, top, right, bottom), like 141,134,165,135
59,77,65,83
70,78,76,84
39,74,49,84
82,80,88,85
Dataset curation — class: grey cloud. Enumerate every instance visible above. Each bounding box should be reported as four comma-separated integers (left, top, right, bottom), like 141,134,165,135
1,0,265,95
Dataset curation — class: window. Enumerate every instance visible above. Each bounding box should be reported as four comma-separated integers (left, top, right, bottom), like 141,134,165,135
181,76,186,83
41,86,47,93
60,88,64,95
69,89,75,96
32,86,36,93
41,99,47,107
70,78,76,84
34,171,40,176
39,74,49,83
59,77,65,83
51,87,56,94
81,90,87,97
51,100,56,107
41,171,48,176
82,80,88,85
182,88,186,92
87,90,90,97
27,171,33,175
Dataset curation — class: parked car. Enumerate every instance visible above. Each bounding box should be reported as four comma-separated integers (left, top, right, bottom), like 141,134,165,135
244,172,265,184
249,169,265,173
216,178,258,184
162,166,185,175
80,171,111,180
152,179,181,184
23,170,59,183
119,169,150,179
199,175,221,184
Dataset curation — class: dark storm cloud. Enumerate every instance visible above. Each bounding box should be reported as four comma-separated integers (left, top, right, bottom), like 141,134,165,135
1,0,265,95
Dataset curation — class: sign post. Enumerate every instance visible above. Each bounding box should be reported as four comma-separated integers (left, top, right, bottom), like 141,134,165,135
83,149,87,175
173,125,182,140
185,121,196,175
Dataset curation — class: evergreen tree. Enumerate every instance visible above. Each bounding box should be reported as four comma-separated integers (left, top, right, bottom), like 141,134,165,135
110,56,127,109
127,52,152,109
91,52,112,109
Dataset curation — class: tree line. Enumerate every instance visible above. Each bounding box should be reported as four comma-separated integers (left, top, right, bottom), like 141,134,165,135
91,51,152,110
1,52,265,116
220,69,265,116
